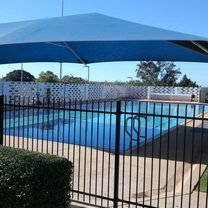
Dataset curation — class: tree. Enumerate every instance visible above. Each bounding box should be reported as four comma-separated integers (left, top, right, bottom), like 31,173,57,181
61,75,87,84
36,71,59,83
136,61,181,86
2,69,35,82
127,80,144,86
177,75,199,87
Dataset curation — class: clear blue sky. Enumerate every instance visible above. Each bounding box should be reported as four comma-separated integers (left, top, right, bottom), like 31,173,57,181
0,0,208,85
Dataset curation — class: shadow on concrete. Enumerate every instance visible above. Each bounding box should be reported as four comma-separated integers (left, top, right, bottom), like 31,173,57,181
127,124,208,165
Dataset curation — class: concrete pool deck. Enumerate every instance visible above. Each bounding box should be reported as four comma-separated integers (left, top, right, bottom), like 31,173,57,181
3,112,208,208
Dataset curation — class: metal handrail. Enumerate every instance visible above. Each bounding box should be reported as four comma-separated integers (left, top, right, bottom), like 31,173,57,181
124,115,147,143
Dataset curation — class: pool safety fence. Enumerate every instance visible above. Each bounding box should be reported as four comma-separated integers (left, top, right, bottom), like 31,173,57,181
1,95,208,208
0,81,202,104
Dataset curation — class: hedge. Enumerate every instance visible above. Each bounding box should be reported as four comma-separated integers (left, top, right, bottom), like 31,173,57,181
0,146,73,208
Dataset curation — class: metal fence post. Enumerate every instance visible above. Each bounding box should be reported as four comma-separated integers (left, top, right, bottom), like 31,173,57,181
0,95,4,145
114,100,121,208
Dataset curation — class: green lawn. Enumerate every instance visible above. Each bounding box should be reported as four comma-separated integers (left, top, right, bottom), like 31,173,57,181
197,168,208,192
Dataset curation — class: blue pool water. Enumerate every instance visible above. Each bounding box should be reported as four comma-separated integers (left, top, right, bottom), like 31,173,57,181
4,101,208,151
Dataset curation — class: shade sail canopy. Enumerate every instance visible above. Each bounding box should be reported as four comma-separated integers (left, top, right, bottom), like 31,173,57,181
0,13,208,64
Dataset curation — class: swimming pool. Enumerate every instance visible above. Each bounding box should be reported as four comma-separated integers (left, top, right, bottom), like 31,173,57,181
4,101,207,151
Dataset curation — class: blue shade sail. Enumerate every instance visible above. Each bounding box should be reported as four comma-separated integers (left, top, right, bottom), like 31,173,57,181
0,13,208,64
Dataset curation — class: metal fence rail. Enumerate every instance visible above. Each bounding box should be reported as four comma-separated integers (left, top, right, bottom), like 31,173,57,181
1,95,208,207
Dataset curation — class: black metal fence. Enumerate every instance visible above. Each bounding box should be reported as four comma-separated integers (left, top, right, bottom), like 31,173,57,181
1,95,208,208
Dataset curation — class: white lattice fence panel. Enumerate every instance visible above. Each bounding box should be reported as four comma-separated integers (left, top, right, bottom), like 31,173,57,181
87,84,103,100
36,83,64,102
102,85,116,99
101,85,123,99
65,84,86,100
1,82,200,103
128,86,148,99
3,82,37,97
3,82,38,104
117,85,127,98
152,86,176,94
149,86,200,101
179,87,200,101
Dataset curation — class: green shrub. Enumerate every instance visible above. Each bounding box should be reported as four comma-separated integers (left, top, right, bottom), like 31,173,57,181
0,146,73,208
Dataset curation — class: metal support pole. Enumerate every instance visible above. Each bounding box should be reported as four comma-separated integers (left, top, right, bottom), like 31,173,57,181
61,0,64,16
60,0,64,81
21,63,23,82
87,65,89,83
0,95,4,145
83,65,90,82
114,100,121,208
60,62,62,80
